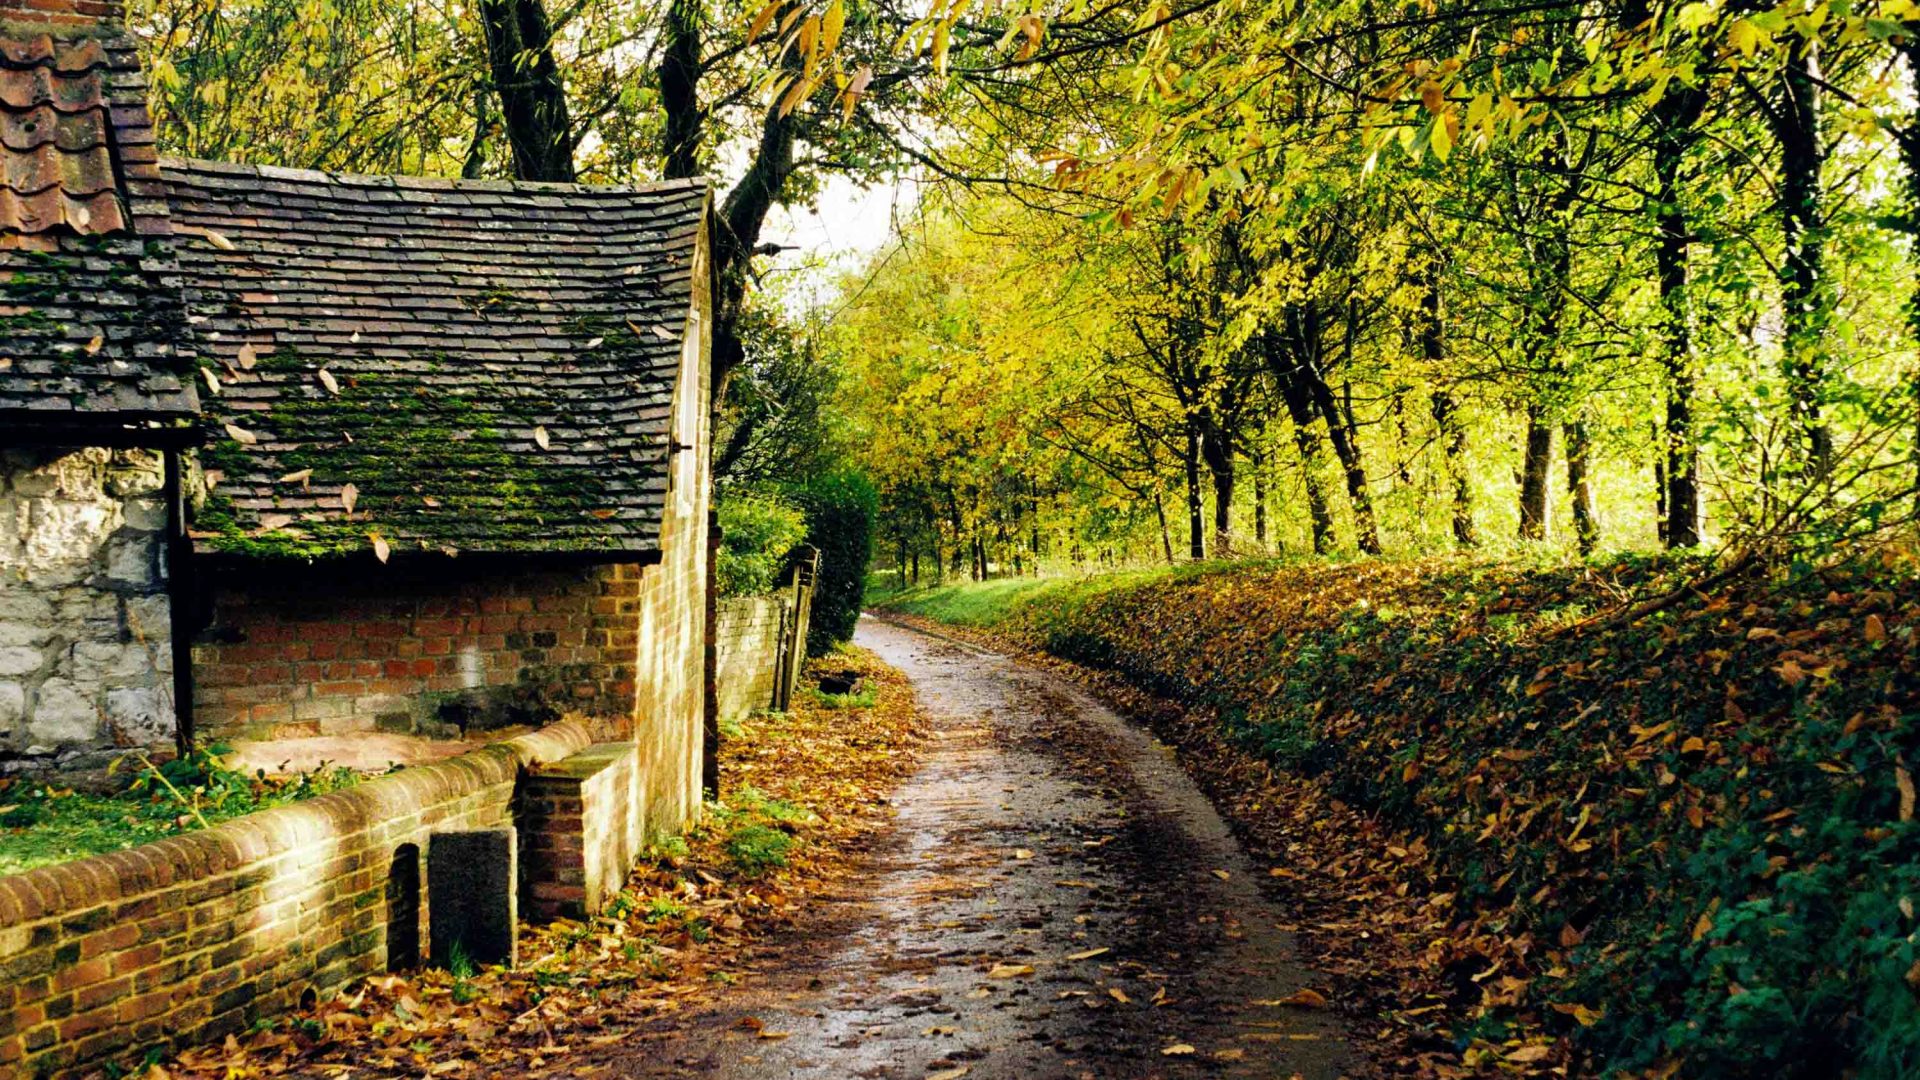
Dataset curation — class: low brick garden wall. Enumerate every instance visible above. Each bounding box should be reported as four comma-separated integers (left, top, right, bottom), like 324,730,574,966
0,719,593,1078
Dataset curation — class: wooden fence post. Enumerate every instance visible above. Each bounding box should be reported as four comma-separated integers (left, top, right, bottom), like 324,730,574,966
779,547,820,707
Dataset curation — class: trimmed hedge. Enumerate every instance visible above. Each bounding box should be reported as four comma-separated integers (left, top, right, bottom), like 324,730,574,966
792,471,876,656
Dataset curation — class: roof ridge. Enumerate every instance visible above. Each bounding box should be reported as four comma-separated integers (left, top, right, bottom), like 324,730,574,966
161,155,714,198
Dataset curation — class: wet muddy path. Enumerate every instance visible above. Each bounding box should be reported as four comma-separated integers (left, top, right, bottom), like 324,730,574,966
583,617,1354,1079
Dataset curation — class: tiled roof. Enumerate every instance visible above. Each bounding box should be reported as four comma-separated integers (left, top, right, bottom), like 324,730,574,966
0,34,121,240
163,158,710,559
0,24,196,428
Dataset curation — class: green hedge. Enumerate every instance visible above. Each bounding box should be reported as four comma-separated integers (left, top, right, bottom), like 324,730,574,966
715,492,809,597
792,471,876,656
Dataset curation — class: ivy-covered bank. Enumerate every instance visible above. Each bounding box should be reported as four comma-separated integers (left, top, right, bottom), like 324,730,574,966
881,553,1920,1077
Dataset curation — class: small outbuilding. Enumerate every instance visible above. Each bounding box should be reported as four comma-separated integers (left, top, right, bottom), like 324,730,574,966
1,0,715,836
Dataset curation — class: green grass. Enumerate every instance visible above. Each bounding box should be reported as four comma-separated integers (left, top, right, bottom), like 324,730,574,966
0,750,360,877
806,686,877,709
871,561,1252,629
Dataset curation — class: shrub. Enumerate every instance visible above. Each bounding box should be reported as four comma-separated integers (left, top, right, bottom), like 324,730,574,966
791,470,876,656
715,491,809,597
724,824,794,875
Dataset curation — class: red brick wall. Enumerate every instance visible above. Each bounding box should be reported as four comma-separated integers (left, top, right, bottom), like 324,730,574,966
192,563,648,742
714,593,791,724
0,720,592,1079
0,0,123,24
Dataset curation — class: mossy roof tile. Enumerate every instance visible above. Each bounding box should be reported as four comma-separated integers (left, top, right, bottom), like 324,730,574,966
0,27,196,428
161,158,710,559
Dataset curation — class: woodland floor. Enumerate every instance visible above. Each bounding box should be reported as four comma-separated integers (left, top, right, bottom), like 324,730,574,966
570,616,1357,1080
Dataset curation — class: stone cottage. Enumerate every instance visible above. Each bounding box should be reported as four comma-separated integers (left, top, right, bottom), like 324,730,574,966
1,0,714,834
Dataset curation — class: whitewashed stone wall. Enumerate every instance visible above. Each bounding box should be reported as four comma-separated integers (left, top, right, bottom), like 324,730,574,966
0,447,174,766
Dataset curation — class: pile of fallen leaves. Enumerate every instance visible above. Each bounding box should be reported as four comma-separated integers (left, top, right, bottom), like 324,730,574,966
885,548,1920,1078
145,646,924,1079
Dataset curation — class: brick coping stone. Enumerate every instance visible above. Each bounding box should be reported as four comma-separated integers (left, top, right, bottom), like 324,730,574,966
0,717,595,927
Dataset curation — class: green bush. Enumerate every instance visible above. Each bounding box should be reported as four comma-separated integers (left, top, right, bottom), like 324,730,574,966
715,491,809,597
724,824,794,875
792,471,876,656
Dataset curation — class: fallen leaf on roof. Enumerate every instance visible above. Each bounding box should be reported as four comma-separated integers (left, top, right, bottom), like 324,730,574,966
201,228,237,251
586,337,605,349
534,426,551,450
237,343,258,370
258,514,294,531
223,423,257,445
318,368,340,395
278,469,312,486
370,533,390,564
340,483,359,514
201,368,221,395
84,333,103,355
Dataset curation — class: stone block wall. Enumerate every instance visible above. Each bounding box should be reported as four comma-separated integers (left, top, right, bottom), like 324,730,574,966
714,594,789,724
191,562,647,742
0,447,174,767
519,742,643,920
0,719,592,1079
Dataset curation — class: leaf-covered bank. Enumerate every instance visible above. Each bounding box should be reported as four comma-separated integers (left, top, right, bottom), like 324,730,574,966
880,553,1920,1077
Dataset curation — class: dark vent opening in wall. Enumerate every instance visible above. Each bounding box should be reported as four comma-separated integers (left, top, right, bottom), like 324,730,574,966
387,843,422,971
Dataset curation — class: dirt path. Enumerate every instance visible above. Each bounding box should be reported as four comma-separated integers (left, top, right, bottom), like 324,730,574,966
581,617,1354,1079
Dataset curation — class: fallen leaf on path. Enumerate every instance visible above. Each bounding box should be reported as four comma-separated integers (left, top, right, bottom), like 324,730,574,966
986,964,1034,979
1162,1044,1195,1056
927,1068,970,1080
1013,849,1034,859
1259,989,1328,1008
1108,987,1131,1005
1211,869,1231,881
1066,947,1109,961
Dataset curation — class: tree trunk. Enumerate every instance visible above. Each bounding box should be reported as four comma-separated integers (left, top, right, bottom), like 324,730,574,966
1154,492,1175,564
1279,388,1335,554
1519,410,1555,541
1654,86,1707,546
1184,426,1206,560
1776,34,1832,477
1566,417,1600,555
1653,416,1669,545
1199,422,1234,556
1431,391,1477,548
478,0,575,182
1900,36,1920,505
658,0,702,180
1306,369,1382,554
1423,272,1475,548
1252,462,1269,549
